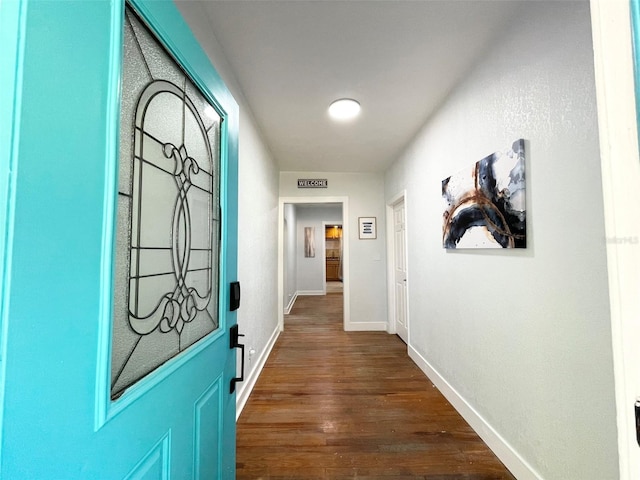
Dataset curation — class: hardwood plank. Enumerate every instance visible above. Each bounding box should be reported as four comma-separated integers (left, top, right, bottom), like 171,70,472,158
237,294,516,479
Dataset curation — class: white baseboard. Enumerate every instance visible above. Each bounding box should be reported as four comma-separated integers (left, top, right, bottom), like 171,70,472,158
345,322,387,332
285,290,324,315
297,290,324,296
408,344,543,480
236,325,280,420
284,292,298,315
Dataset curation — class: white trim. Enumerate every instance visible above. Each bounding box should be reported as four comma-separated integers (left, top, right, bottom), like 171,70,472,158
345,322,387,332
235,325,280,420
284,291,298,315
296,290,324,296
408,345,543,480
321,221,328,295
285,289,333,315
278,196,351,332
385,202,396,335
591,1,640,478
385,190,408,341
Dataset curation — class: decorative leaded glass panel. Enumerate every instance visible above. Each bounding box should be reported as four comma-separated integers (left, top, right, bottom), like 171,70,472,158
111,6,221,400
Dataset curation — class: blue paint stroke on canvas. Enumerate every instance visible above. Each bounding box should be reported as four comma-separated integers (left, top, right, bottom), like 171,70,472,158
442,139,526,249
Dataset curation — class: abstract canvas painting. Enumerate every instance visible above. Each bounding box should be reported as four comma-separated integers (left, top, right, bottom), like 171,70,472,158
442,139,526,249
304,227,315,257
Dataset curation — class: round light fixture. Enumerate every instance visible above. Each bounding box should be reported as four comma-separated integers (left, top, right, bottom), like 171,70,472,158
328,98,361,121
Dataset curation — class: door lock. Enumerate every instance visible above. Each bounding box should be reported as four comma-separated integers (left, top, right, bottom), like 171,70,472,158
635,399,640,447
229,324,245,394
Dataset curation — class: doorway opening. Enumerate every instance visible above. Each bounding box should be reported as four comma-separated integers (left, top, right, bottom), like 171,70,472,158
278,196,350,332
324,223,343,294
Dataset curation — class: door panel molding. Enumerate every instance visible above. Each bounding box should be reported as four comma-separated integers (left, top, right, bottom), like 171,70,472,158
103,328,226,425
94,0,125,430
125,431,171,480
194,376,224,480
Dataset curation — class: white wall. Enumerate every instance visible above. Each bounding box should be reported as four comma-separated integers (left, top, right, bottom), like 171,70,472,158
294,205,341,293
175,3,281,411
280,172,387,329
591,1,640,477
384,2,618,479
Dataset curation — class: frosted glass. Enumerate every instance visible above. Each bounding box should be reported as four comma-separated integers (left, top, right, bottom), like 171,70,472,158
186,188,212,250
185,250,210,268
112,199,139,385
132,274,177,318
141,91,185,154
111,7,222,400
190,168,213,194
139,130,175,174
137,248,173,278
112,329,180,397
137,164,177,248
186,79,220,133
120,17,152,196
126,10,184,87
186,269,211,296
184,106,210,168
179,312,216,351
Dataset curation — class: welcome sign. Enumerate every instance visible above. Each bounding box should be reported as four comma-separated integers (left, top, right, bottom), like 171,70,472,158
297,178,328,188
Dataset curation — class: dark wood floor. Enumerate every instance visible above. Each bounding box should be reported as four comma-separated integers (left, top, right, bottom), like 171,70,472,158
236,293,516,479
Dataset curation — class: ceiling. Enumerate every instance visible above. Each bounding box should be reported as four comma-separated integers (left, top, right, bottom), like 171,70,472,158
181,1,523,173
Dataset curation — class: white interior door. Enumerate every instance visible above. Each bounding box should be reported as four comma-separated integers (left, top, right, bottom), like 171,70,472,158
393,199,408,343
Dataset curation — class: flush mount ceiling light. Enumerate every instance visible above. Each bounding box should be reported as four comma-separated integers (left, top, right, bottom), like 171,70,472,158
328,98,361,121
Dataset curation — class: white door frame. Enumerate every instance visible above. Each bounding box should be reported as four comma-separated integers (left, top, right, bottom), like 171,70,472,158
321,221,328,294
385,190,409,342
591,1,640,477
277,196,350,332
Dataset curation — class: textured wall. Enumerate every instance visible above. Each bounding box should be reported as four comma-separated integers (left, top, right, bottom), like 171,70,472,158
280,172,388,329
175,2,281,403
294,205,342,293
385,2,618,478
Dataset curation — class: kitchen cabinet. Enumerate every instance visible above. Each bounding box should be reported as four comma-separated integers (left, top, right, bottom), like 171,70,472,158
326,260,340,281
325,226,342,239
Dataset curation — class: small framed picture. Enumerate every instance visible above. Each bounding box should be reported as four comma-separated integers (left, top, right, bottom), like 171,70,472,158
358,217,377,240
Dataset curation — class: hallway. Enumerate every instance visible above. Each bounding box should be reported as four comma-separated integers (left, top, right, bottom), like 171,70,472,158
236,294,515,479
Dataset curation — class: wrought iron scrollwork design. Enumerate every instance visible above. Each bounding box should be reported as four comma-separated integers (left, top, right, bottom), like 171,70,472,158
111,11,221,398
111,7,221,399
127,80,214,336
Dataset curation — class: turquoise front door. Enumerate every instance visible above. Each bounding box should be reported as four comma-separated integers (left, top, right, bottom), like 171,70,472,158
0,0,239,478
